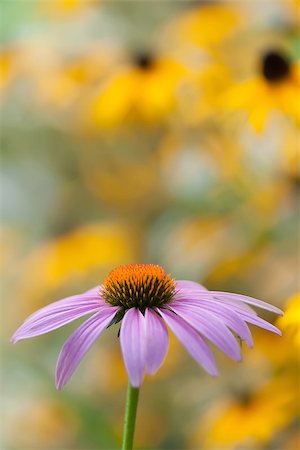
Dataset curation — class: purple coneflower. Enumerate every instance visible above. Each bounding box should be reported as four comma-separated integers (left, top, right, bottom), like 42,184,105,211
12,263,283,449
12,263,282,389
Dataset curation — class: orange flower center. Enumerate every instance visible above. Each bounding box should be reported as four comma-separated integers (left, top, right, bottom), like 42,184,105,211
101,264,175,310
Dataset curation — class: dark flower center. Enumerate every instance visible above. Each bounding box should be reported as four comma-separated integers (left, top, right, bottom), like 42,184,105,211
134,52,155,70
237,391,253,406
261,50,291,83
101,264,175,310
232,388,253,407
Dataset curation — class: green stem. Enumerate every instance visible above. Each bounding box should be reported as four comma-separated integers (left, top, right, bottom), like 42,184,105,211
121,382,140,450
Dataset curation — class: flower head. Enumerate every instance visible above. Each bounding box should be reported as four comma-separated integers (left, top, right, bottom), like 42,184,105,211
86,55,187,127
12,264,282,389
101,264,175,309
223,48,300,132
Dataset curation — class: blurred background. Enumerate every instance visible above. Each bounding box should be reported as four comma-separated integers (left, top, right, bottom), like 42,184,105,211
1,1,299,449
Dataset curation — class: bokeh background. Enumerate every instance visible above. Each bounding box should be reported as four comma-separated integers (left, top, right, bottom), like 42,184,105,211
1,1,299,449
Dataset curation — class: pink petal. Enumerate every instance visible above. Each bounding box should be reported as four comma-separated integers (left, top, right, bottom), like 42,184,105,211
144,308,169,375
11,287,104,343
120,308,146,388
173,287,282,316
24,286,102,323
171,295,257,316
12,305,102,343
56,306,118,389
171,304,242,361
189,301,254,348
237,311,282,335
157,308,218,376
176,280,208,292
209,291,283,315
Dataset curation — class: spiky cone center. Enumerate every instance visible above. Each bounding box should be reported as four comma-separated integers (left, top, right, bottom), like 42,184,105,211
101,264,176,311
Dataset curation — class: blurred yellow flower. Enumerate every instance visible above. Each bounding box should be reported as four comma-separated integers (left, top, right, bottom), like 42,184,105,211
278,293,300,349
191,376,298,448
177,62,233,125
85,54,187,127
224,50,300,132
244,326,296,369
1,39,113,116
40,0,94,17
79,144,161,211
0,47,16,93
165,4,240,52
152,215,251,281
17,222,137,314
36,47,110,110
282,124,300,186
206,247,262,285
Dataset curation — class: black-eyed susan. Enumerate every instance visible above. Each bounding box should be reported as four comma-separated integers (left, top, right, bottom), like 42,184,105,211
224,49,300,132
192,376,298,448
85,51,187,127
